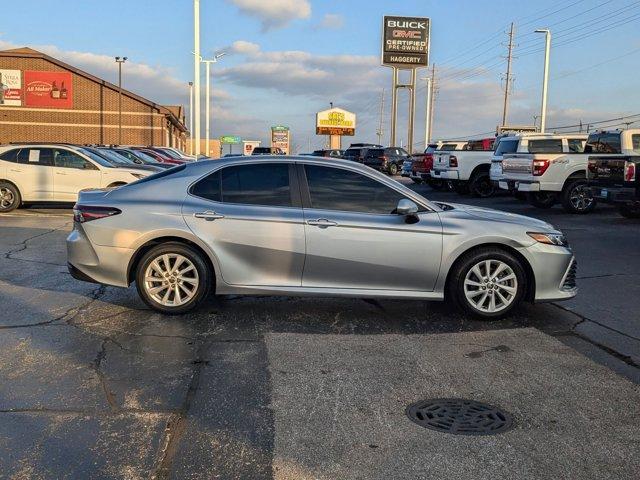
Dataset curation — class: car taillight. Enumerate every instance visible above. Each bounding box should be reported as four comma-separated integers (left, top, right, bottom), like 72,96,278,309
73,205,121,223
624,161,636,182
449,155,458,167
380,155,388,165
532,159,550,176
587,160,597,174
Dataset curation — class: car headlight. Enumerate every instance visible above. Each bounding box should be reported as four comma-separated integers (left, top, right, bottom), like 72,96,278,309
527,232,568,247
130,173,146,179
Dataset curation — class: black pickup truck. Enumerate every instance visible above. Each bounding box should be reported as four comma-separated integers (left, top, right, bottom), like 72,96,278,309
588,156,640,218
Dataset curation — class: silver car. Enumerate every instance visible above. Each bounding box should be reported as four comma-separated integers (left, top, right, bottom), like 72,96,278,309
67,156,577,319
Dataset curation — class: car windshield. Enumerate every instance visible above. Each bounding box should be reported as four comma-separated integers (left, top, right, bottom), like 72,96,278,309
97,149,134,165
157,148,181,159
77,148,115,168
128,150,160,164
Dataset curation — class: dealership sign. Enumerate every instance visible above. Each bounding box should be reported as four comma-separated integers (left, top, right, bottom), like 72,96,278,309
220,135,241,144
24,71,73,108
381,16,430,68
0,69,22,106
271,125,290,155
316,108,356,136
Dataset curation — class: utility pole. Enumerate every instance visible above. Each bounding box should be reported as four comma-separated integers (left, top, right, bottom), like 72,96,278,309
501,22,515,128
188,82,193,155
423,77,431,146
535,29,551,133
202,53,226,159
428,64,436,144
193,0,201,156
115,56,127,145
376,88,385,145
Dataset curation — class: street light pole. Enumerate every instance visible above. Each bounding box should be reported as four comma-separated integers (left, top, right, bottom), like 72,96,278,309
193,0,201,157
535,29,551,133
115,56,127,145
422,77,431,147
201,53,225,159
188,81,193,155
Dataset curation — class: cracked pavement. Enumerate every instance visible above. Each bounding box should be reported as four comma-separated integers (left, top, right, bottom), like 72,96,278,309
0,184,639,479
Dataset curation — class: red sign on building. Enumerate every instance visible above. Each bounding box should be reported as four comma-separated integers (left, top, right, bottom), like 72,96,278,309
24,70,73,108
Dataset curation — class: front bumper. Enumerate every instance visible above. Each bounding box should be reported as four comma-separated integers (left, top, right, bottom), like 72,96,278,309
590,186,637,204
521,243,577,302
431,169,459,180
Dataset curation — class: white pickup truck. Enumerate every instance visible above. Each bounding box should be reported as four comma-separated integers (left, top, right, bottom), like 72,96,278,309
430,138,496,196
498,131,638,213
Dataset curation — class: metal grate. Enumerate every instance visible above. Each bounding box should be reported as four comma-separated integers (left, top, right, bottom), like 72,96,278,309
562,259,578,290
406,398,514,436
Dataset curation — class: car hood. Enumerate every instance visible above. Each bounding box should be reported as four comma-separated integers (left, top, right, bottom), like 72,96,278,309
441,202,556,231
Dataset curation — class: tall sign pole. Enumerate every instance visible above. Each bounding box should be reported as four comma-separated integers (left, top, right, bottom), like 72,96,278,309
501,22,515,128
382,16,430,149
535,29,551,133
193,0,201,156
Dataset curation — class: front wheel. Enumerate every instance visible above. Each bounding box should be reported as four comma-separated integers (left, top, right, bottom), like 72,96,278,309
469,173,495,198
448,248,526,320
561,179,596,214
527,191,557,209
135,242,212,314
619,203,640,218
0,182,21,213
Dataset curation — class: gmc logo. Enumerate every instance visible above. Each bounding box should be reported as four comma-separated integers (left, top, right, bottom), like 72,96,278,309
393,30,421,39
388,20,426,29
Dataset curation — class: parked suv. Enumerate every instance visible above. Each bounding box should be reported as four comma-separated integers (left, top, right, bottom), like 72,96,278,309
312,149,344,159
362,147,410,175
0,144,151,212
343,143,383,163
252,147,284,155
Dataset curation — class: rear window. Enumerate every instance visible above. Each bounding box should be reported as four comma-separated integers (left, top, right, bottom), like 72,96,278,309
494,139,518,156
440,143,464,151
424,145,438,154
568,139,585,153
585,133,621,154
528,139,563,153
465,140,494,151
367,149,384,156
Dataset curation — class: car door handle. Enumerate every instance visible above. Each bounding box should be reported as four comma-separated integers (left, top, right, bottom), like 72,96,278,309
307,218,338,228
194,210,225,221
55,171,67,175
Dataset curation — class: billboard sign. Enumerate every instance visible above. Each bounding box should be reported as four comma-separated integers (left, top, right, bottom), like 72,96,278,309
24,71,73,108
381,16,430,68
316,108,356,136
271,126,290,155
0,69,22,106
243,140,261,155
220,135,242,144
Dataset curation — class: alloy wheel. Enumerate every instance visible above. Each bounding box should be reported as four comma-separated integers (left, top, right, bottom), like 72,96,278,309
143,253,199,307
0,187,15,210
569,185,594,212
463,259,518,313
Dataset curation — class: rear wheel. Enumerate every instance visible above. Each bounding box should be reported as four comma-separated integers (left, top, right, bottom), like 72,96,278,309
619,203,640,218
527,191,557,209
448,248,526,320
561,179,596,214
135,242,212,314
388,163,399,176
469,172,495,198
0,182,21,213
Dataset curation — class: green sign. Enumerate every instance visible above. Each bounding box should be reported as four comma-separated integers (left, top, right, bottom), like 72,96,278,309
271,125,289,132
220,135,241,144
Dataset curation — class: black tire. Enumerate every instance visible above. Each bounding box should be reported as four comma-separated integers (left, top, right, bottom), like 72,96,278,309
0,181,21,213
447,247,527,320
453,181,470,195
561,179,597,214
469,172,495,198
619,203,640,219
513,191,528,202
135,242,212,314
527,191,557,209
428,178,444,190
388,163,399,176
411,178,423,184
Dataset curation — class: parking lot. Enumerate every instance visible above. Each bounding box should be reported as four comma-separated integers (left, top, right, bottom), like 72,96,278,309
1,181,639,479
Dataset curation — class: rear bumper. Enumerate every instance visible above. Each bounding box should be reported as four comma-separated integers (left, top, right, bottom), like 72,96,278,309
431,169,459,180
590,186,637,204
499,179,543,192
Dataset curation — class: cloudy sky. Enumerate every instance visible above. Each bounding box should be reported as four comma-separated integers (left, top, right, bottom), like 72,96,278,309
2,0,639,152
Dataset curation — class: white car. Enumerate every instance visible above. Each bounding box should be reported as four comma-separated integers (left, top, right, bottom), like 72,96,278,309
0,144,152,212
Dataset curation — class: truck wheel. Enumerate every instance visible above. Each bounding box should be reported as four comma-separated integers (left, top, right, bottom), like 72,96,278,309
0,182,21,213
619,203,640,219
527,191,557,209
388,163,399,176
469,173,495,198
454,182,469,195
561,179,596,214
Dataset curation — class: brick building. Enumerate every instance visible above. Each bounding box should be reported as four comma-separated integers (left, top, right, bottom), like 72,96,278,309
0,47,187,148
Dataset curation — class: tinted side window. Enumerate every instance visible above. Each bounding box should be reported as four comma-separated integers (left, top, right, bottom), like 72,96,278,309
18,148,54,166
632,134,640,153
221,163,291,207
568,139,585,153
53,149,92,169
495,139,518,156
585,133,621,154
0,148,19,163
305,165,407,214
528,139,563,153
191,170,221,202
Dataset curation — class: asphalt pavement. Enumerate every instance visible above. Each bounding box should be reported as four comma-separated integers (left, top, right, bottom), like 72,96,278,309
0,181,638,479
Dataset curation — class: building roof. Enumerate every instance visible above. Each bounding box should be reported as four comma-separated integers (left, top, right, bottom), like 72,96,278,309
0,47,187,133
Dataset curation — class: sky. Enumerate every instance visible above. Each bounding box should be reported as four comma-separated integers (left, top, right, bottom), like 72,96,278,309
1,0,639,152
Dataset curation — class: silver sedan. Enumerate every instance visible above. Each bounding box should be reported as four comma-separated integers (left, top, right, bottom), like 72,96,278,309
67,156,577,319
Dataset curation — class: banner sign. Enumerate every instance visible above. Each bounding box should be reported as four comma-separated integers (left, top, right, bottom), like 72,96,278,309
316,108,356,136
220,135,242,144
381,16,430,68
271,126,290,155
24,70,73,108
0,69,22,106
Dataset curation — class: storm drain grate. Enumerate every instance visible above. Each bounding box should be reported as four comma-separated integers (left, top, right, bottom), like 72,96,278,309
406,398,514,436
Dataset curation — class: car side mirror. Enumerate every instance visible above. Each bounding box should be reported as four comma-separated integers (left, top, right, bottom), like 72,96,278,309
396,199,419,223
